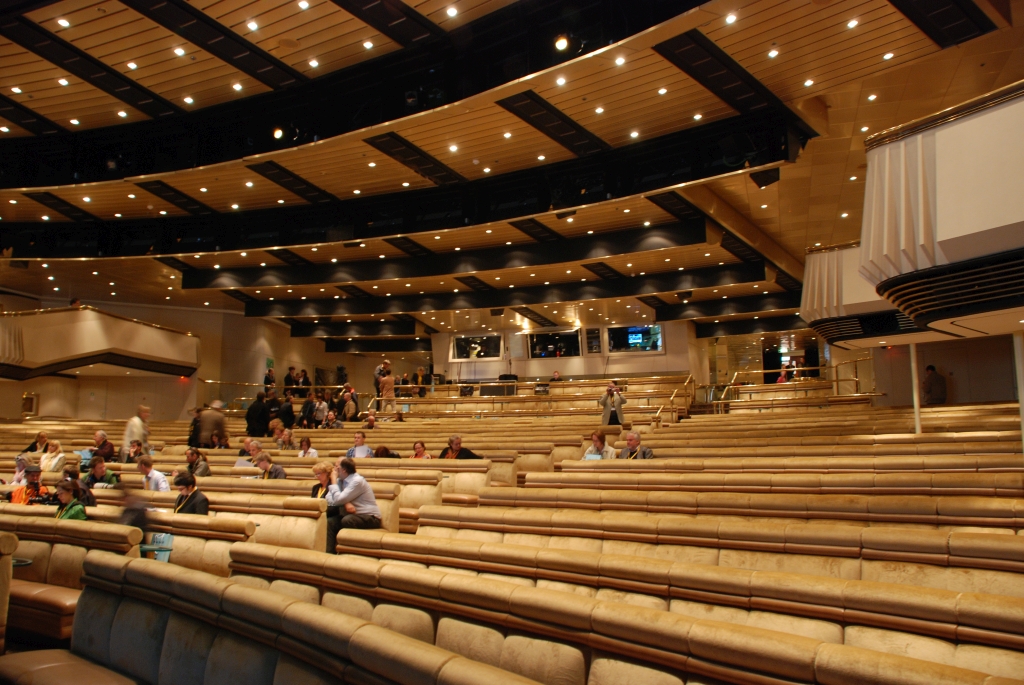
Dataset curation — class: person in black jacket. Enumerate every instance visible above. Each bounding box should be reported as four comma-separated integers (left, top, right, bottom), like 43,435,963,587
266,389,282,424
173,473,209,515
246,392,270,437
187,409,201,448
437,435,481,460
298,396,316,428
279,391,296,429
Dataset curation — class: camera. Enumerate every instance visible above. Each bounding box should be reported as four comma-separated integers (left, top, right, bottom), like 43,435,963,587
29,493,59,506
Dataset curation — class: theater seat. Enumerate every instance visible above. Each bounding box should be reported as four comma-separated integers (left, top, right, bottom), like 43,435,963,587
0,649,138,685
7,581,80,640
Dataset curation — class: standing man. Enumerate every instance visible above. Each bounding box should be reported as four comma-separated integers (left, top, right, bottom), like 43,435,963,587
598,383,625,426
327,458,382,538
246,391,270,437
378,369,396,413
922,365,948,405
283,367,297,395
263,367,275,394
373,359,391,397
199,401,227,448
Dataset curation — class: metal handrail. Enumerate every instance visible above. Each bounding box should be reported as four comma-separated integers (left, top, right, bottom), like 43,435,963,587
0,305,196,337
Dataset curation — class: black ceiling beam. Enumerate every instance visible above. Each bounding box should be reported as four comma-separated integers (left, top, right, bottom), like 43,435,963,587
656,291,803,322
291,321,416,337
581,262,626,280
4,114,803,259
887,0,997,48
363,132,466,186
154,256,194,271
383,236,433,257
136,181,216,216
0,92,63,135
497,90,611,157
244,262,770,318
328,0,444,47
0,1,706,189
695,314,808,339
246,161,339,205
511,306,558,327
654,29,816,137
324,338,432,353
509,218,565,243
337,284,374,298
119,0,307,90
182,221,707,289
0,16,181,119
266,248,313,267
22,192,99,221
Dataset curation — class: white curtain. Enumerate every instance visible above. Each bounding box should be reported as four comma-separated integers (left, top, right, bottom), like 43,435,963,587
0,318,24,365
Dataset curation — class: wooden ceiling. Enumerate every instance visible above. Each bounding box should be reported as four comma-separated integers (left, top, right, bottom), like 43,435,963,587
1,0,1022,340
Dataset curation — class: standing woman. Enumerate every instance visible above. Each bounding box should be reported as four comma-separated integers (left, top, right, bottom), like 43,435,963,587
54,480,87,520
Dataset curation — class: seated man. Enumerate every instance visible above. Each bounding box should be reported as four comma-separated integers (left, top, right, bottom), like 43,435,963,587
8,465,51,504
618,431,654,460
346,431,373,458
137,456,170,491
85,456,120,488
173,473,210,515
254,452,287,479
320,410,344,430
92,430,115,461
325,458,381,548
438,435,481,460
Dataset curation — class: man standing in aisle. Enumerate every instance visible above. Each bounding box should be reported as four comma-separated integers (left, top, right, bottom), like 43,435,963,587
373,359,391,397
921,365,947,404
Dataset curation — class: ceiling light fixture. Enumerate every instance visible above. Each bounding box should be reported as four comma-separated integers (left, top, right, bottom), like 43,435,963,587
595,107,604,114
860,126,869,132
233,83,242,91
277,199,284,204
761,204,767,208
42,215,49,220
630,131,639,138
246,181,253,187
184,96,194,104
658,88,667,95
556,77,566,86
403,181,411,185
693,114,702,120
363,41,373,49
70,119,80,125
11,87,22,94
58,78,68,86
127,62,137,70
615,57,625,65
768,49,779,58
555,36,568,51
868,94,877,101
847,19,858,28
446,7,457,16
449,144,458,152
309,59,318,67
849,176,857,181
174,47,185,56
725,13,737,23
117,110,128,118
483,168,491,173
353,189,360,194
537,155,545,160
841,212,849,218
0,127,8,133
231,204,239,209
883,52,894,60
199,187,207,192
643,221,650,226
247,21,258,30
804,79,813,87
299,0,309,8
83,197,91,202
57,18,70,27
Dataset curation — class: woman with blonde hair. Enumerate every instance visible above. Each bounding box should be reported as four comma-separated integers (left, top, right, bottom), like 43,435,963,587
311,460,341,553
39,440,66,472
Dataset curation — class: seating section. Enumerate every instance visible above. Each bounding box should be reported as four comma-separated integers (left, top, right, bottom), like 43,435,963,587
226,541,1022,685
335,528,1024,679
0,550,543,685
0,531,18,653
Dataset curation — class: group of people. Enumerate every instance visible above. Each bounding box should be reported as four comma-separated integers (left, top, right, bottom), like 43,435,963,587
263,366,313,397
583,430,655,460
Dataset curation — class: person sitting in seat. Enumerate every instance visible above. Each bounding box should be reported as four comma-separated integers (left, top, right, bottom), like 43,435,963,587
11,455,30,485
550,371,563,381
346,431,373,458
125,439,145,464
327,458,381,534
184,447,210,478
54,480,87,520
92,430,115,461
583,431,616,460
137,456,170,491
63,464,96,507
173,473,209,515
298,437,318,459
374,445,400,459
244,440,262,462
254,452,287,479
85,456,120,489
618,431,654,460
598,382,625,426
20,431,48,456
363,409,377,430
341,392,358,422
277,428,297,450
311,461,339,553
39,440,66,473
412,441,432,459
9,465,49,504
438,435,481,460
320,410,344,430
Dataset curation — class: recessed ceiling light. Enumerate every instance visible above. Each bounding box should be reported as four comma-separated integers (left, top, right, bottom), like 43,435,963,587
57,18,70,27
556,77,566,86
761,204,767,208
118,111,127,118
184,96,194,104
159,210,167,215
174,48,185,56
841,213,849,218
868,94,877,101
643,221,651,226
847,19,858,28
363,41,373,49
233,83,242,91
449,144,458,152
127,62,137,70
403,181,411,186
42,215,49,220
630,131,639,138
804,79,813,87
128,194,135,198
114,213,120,217
277,199,284,204
70,119,80,125
623,209,630,213
454,247,460,251
555,36,568,50
883,52,894,60
768,49,779,58
815,242,821,247
247,21,258,30
849,176,857,181
566,217,573,223
726,13,737,23
58,78,68,86
83,197,91,202
705,253,711,257
231,204,239,209
595,107,604,114
353,190,360,194
693,114,702,120
0,127,8,133
615,57,625,66
860,126,869,132
447,7,457,16
537,155,545,160
309,59,318,67
503,132,511,139
506,241,512,245
11,87,21,94
483,168,490,173
298,0,309,8
199,187,207,192
245,181,253,187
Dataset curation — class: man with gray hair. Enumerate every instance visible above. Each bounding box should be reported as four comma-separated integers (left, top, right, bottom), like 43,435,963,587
93,430,115,462
438,435,482,460
618,431,654,460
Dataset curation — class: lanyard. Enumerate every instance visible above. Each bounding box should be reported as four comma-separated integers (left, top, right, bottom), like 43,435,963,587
175,489,195,513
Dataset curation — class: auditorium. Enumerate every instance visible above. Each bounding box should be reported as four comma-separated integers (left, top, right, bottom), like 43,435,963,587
0,0,1022,682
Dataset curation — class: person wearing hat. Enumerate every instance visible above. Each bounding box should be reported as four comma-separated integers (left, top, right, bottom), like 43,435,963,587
199,400,227,448
9,465,49,505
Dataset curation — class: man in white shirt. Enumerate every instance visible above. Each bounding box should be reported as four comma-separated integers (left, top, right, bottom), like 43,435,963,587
345,431,373,458
136,456,170,492
325,458,381,552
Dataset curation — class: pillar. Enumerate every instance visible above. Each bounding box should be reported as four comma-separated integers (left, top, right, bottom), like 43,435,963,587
909,342,922,435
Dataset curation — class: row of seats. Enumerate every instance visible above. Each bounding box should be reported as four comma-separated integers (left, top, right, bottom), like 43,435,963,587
334,527,1024,678
560,454,1024,473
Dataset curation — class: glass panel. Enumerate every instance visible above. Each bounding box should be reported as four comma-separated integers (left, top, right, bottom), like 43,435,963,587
585,328,602,353
607,325,662,353
528,331,581,358
451,335,502,360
